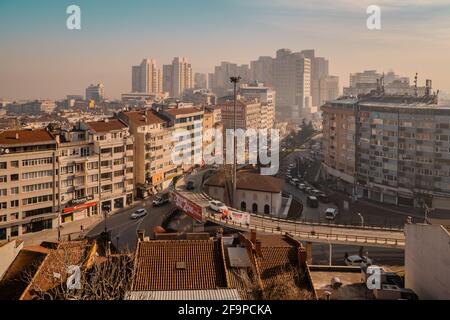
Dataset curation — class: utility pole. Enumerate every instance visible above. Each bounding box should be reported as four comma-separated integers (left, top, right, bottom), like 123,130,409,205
230,76,241,207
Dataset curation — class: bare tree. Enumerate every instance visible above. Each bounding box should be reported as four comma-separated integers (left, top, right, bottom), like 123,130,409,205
23,241,134,300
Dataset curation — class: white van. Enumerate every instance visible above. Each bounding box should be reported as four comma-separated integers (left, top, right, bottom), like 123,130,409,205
325,208,338,220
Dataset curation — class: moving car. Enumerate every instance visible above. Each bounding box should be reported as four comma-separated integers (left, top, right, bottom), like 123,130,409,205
152,194,170,206
325,208,338,220
306,196,319,208
344,254,373,267
318,192,330,203
131,208,148,219
209,200,228,213
186,181,195,190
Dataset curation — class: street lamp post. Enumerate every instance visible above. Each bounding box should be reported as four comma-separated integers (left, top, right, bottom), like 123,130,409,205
357,213,364,227
230,76,241,206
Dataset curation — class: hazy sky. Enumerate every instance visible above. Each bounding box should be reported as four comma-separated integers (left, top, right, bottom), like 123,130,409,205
1,0,449,100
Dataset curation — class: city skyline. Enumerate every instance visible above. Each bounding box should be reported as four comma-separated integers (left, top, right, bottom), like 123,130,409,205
1,0,450,100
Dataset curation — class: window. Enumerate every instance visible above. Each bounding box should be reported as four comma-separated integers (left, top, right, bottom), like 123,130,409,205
252,203,258,213
264,205,270,214
0,162,6,169
87,162,99,170
0,176,7,183
10,200,19,208
101,148,112,154
10,226,19,237
241,202,247,211
10,161,19,168
0,189,6,196
114,158,124,166
10,174,19,181
11,187,19,195
101,160,111,168
114,170,124,177
22,157,53,166
22,195,53,206
0,202,6,209
114,146,124,153
10,213,19,221
88,175,98,183
0,215,6,222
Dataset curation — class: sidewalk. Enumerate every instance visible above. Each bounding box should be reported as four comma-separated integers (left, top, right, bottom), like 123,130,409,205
18,215,103,247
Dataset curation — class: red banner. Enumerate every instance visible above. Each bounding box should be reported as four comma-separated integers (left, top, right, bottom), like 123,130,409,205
172,192,204,222
63,202,97,214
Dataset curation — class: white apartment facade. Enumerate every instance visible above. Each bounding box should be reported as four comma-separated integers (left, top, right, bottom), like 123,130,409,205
0,129,59,240
82,119,134,214
119,109,178,198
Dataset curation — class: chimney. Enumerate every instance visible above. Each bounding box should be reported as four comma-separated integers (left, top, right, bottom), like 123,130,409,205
137,229,145,242
250,229,257,245
255,240,262,257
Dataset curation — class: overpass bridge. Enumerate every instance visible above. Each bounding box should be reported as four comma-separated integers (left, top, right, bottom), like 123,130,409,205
172,187,406,249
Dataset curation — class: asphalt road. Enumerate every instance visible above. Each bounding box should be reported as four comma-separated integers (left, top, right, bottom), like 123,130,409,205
279,150,424,228
86,197,176,252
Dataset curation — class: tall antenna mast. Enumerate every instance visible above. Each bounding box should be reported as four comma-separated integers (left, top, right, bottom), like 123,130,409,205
230,76,241,207
414,73,418,97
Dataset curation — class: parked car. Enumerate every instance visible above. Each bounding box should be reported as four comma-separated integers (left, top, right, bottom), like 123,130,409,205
285,175,292,181
311,189,321,196
298,183,306,191
325,208,338,220
305,186,314,194
306,196,319,208
131,208,148,219
209,200,228,213
186,181,195,190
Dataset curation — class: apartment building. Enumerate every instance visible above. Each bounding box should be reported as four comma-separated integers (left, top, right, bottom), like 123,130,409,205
273,49,311,121
220,98,262,131
240,82,276,130
321,92,450,209
82,119,134,214
85,83,105,103
51,123,119,224
202,106,223,153
119,110,178,199
0,129,58,240
160,106,204,170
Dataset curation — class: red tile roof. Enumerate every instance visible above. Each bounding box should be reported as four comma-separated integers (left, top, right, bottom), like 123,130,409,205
0,129,55,146
132,240,229,291
206,172,284,193
86,119,127,133
164,107,203,117
124,110,167,126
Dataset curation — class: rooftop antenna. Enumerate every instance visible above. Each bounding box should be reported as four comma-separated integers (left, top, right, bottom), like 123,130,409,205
414,73,418,97
381,73,385,95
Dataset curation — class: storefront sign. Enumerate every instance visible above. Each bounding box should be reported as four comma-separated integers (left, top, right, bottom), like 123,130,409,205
68,195,94,207
63,202,97,214
172,191,204,222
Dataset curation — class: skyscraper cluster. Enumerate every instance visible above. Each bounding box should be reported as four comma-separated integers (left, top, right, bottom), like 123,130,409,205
132,57,193,98
209,49,339,122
